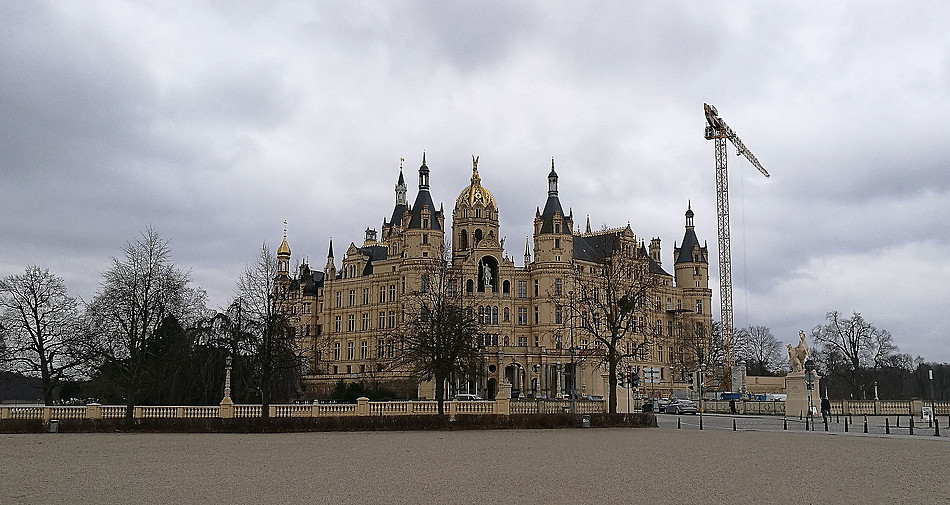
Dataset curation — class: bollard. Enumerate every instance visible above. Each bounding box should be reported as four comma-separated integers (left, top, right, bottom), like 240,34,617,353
897,415,900,428
805,416,810,431
800,410,803,420
935,417,941,437
863,416,868,434
733,418,737,431
784,416,788,431
885,417,890,435
677,417,681,430
910,416,914,435
699,415,703,431
836,414,840,424
845,417,849,432
824,416,828,431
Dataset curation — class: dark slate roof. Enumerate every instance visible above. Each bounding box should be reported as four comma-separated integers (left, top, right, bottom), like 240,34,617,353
539,195,565,234
675,228,705,264
641,244,672,277
408,189,441,230
572,233,672,277
359,245,389,275
389,204,407,227
572,232,620,263
292,265,325,296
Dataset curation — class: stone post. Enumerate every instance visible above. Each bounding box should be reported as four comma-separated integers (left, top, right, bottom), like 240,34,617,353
219,364,235,418
911,399,924,417
1,407,11,420
357,397,370,416
448,400,458,419
85,403,103,420
495,381,512,415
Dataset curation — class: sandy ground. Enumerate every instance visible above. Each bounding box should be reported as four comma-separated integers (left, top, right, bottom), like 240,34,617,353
2,428,948,504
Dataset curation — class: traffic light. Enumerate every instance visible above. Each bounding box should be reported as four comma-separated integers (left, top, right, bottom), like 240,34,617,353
631,370,640,388
688,370,701,391
618,373,624,387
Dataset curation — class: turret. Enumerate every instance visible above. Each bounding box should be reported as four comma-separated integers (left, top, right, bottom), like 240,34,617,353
277,220,291,277
673,203,708,289
324,238,336,279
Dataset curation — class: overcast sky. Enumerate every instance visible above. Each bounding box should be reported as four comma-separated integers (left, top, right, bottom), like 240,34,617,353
3,1,949,362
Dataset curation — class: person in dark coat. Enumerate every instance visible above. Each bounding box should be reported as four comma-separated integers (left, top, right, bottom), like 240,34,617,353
820,396,831,422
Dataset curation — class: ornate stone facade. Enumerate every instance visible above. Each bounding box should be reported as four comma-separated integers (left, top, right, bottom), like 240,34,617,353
279,155,713,400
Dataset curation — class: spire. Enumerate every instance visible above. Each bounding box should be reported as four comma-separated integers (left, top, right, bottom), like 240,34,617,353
277,220,291,257
524,236,531,265
328,238,334,258
548,158,558,197
395,163,407,205
686,200,695,229
418,152,430,190
585,215,591,234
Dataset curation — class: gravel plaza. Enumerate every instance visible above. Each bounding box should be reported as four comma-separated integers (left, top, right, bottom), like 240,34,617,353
3,423,949,505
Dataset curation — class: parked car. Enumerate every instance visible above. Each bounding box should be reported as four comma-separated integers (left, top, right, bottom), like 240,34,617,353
642,397,670,413
454,394,484,401
665,398,698,415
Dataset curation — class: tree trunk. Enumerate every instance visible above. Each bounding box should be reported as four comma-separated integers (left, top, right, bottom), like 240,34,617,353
435,373,445,415
608,353,619,414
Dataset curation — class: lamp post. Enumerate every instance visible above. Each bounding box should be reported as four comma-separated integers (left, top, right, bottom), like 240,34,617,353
930,368,939,436
700,363,707,413
873,381,879,401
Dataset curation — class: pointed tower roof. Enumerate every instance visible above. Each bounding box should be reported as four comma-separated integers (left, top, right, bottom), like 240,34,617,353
390,160,408,226
277,220,291,257
675,203,706,264
408,152,442,230
328,238,334,258
539,158,565,234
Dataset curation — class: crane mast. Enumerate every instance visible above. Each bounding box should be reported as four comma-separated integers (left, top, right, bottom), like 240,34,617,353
703,103,770,367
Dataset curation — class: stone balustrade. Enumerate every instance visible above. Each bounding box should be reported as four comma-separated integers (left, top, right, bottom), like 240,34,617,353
0,398,608,422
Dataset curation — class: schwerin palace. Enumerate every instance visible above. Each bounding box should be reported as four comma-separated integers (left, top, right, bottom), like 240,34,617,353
277,154,712,400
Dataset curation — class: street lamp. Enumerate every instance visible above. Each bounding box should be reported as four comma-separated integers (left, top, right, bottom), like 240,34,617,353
700,363,707,413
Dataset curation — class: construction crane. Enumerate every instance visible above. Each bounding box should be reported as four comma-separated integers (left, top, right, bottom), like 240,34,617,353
703,103,770,367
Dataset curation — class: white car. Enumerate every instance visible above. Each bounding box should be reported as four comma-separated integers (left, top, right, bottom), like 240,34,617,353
454,394,484,401
665,398,698,415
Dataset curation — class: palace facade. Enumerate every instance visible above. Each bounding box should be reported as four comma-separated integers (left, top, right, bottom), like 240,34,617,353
278,155,713,400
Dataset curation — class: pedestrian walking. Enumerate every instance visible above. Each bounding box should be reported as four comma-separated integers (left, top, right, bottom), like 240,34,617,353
820,396,831,423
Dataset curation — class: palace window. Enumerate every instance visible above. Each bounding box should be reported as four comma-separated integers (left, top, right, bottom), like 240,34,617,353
361,313,369,331
555,305,562,324
347,314,355,332
362,288,369,305
334,342,341,361
360,341,368,359
518,308,528,325
554,278,562,295
518,280,527,298
518,336,527,347
378,286,385,303
379,311,385,329
390,284,396,301
695,299,702,314
377,339,384,359
534,280,539,296
346,341,354,360
388,311,396,328
534,306,539,324
335,316,342,333
349,290,355,306
336,291,342,308
492,306,498,325
503,307,510,322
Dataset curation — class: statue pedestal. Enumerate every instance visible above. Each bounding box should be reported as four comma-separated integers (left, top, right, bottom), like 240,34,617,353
785,372,820,418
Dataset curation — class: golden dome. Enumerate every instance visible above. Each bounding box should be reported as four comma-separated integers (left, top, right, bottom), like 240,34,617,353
455,157,497,210
277,221,291,257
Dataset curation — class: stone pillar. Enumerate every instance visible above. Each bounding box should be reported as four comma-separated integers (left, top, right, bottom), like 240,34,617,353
448,400,458,418
356,397,370,416
911,399,924,417
85,403,103,420
785,372,821,418
495,381,512,415
1,407,11,420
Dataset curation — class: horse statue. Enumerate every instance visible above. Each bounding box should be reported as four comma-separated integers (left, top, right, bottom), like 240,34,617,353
788,331,809,373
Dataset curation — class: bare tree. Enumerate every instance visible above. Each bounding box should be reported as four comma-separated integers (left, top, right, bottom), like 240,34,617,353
735,325,785,376
0,266,83,405
84,228,196,419
570,232,658,414
811,311,899,399
235,243,304,416
394,242,482,415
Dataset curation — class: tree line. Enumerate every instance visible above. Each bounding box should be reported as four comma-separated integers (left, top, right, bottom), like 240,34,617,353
0,228,301,418
732,313,948,401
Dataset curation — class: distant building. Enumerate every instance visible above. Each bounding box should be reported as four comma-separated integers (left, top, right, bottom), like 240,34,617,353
278,155,712,399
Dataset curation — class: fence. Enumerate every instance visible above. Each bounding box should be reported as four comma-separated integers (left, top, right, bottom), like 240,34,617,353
1,397,607,422
700,399,950,417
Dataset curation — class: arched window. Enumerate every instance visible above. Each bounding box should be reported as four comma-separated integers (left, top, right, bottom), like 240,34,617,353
466,279,474,293
474,229,483,243
502,280,510,295
460,229,468,250
503,307,509,322
492,306,498,325
478,306,485,324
